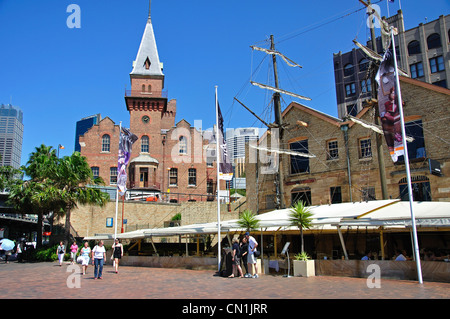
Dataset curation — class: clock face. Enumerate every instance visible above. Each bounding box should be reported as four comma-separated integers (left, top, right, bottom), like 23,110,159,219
142,115,150,124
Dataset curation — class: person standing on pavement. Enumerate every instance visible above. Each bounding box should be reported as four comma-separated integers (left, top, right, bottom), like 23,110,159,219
70,241,78,265
80,241,91,275
245,232,259,278
228,238,243,278
240,236,249,277
57,241,65,266
92,240,106,279
112,238,123,274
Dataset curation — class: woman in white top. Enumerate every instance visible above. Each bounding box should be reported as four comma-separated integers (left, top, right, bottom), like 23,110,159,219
92,240,106,279
56,241,65,266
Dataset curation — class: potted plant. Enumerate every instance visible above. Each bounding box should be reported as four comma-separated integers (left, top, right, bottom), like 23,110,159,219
293,252,315,277
289,201,315,277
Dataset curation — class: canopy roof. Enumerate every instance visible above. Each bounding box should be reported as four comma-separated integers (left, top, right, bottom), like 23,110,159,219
83,200,450,241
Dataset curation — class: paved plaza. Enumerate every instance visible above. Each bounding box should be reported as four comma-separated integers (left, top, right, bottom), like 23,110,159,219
1,261,449,300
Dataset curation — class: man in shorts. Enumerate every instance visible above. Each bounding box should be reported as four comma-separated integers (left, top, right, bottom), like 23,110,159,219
245,232,259,278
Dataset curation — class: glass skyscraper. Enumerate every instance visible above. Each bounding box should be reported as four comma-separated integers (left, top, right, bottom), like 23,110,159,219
0,104,24,169
74,114,101,152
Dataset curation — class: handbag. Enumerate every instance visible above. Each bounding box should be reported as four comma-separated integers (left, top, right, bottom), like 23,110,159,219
253,250,261,257
76,256,83,264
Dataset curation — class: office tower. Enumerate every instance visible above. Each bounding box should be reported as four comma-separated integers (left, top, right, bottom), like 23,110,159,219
0,104,24,169
74,114,101,152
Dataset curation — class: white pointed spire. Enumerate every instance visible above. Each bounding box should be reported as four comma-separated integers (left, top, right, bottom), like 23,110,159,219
130,0,164,77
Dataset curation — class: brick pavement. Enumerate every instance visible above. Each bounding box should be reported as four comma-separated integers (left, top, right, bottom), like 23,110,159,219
1,261,449,300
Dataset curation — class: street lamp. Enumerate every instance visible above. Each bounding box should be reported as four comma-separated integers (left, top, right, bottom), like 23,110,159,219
57,144,65,158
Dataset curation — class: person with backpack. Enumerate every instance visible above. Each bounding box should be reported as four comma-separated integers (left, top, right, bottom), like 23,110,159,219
228,238,243,278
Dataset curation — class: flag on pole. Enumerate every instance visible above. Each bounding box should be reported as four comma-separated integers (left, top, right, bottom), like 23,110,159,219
375,45,404,162
216,102,233,181
117,127,138,195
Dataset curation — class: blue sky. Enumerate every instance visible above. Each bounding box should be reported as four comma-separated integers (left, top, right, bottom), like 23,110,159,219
0,0,448,166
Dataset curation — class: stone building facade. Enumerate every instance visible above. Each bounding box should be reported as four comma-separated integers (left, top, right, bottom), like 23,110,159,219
78,9,218,201
246,76,450,213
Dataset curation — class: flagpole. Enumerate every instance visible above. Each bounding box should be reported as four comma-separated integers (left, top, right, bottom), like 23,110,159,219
114,121,122,242
391,27,423,284
215,86,221,272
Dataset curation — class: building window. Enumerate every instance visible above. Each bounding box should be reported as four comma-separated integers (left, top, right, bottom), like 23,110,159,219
347,104,358,117
179,136,187,155
345,83,356,97
206,179,214,195
399,120,426,160
427,33,441,50
290,139,309,174
291,188,312,206
429,56,444,73
188,168,197,186
91,166,99,179
330,187,342,204
361,79,372,93
359,58,369,72
148,85,151,92
359,137,372,159
407,40,421,55
344,63,354,77
102,134,110,152
327,139,339,160
141,84,146,92
169,168,178,187
265,194,276,210
399,176,431,201
432,79,447,88
361,187,376,201
141,135,149,153
410,62,424,79
110,167,117,185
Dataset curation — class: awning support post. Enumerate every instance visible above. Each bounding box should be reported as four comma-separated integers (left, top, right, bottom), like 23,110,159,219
337,226,349,260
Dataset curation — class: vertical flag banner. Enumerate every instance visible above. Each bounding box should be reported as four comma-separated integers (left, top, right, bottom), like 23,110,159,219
117,127,138,195
216,102,233,181
375,46,404,162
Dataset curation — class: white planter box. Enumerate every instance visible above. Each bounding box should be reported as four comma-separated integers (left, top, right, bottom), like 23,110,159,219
293,260,315,277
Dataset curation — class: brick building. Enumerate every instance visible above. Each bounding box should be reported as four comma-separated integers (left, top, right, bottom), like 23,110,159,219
246,76,450,213
79,8,218,201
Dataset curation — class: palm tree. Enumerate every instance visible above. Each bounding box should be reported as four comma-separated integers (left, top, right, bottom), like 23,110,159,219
8,145,60,248
288,201,313,253
55,152,109,245
237,209,260,232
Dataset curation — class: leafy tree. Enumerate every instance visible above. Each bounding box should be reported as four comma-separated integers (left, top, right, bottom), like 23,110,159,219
0,165,23,191
289,201,313,253
54,152,109,245
237,209,260,232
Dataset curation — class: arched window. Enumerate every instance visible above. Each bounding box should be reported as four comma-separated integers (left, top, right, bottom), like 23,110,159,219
102,134,110,152
148,85,151,93
407,40,421,55
359,58,369,72
427,33,441,50
141,84,146,92
344,63,354,76
179,136,187,154
141,135,149,153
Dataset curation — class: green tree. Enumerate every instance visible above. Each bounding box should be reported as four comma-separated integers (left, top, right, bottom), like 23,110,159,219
8,145,61,249
237,209,260,232
54,152,109,245
0,165,23,191
289,201,313,253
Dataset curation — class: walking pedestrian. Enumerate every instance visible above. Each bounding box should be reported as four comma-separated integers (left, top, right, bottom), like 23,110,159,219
112,238,123,274
80,241,91,275
70,241,78,265
57,241,65,266
92,240,106,279
245,232,259,278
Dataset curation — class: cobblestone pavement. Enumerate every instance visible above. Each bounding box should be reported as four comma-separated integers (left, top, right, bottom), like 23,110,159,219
1,261,449,300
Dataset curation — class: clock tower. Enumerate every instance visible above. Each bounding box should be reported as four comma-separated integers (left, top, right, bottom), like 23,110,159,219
125,1,176,189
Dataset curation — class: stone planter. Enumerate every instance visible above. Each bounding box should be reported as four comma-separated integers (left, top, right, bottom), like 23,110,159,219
293,260,315,277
